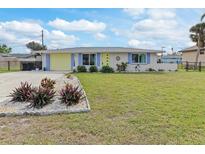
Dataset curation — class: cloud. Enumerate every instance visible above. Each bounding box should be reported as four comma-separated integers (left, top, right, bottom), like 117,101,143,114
147,9,176,19
115,9,192,51
0,20,44,37
48,18,106,33
123,8,145,17
94,33,106,40
128,39,156,49
0,20,79,52
47,30,79,49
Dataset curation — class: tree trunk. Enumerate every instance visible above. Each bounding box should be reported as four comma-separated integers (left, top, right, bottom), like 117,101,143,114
195,46,200,69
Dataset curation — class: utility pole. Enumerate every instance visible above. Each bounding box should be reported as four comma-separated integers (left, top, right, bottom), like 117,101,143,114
41,30,44,46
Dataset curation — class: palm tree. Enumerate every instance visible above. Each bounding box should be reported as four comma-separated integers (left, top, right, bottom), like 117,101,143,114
201,13,205,21
189,15,205,67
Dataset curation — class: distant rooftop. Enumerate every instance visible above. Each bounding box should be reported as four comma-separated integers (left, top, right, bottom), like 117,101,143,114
180,46,205,52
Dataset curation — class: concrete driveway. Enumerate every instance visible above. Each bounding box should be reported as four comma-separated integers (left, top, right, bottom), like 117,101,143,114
0,71,65,102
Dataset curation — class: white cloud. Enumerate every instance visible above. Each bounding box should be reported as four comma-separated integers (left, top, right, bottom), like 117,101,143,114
47,30,79,49
128,39,156,49
123,8,145,17
0,20,44,37
147,9,176,19
94,33,106,40
48,18,106,33
0,20,79,52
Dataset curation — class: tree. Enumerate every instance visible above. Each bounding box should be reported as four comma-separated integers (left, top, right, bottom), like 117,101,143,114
201,13,205,21
0,44,12,54
26,41,47,51
189,14,205,66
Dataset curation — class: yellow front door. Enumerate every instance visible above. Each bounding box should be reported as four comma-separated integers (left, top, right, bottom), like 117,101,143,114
50,53,71,71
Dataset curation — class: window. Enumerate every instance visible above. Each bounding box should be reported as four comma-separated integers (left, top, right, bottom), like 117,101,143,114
83,54,96,65
132,53,146,64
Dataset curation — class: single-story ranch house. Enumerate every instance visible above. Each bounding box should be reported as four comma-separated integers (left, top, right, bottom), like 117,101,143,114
180,46,205,64
39,47,177,72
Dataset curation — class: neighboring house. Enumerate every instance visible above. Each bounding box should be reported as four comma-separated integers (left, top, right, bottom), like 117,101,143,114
0,53,42,71
0,53,20,70
180,46,205,63
10,54,42,70
160,53,182,64
39,47,177,72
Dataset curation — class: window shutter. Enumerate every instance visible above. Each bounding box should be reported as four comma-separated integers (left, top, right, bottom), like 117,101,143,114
97,53,101,67
46,54,50,71
71,53,75,69
128,53,132,64
147,53,150,64
78,53,82,65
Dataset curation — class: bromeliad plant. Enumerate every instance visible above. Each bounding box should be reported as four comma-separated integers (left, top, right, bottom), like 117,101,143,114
59,83,84,106
9,82,34,102
41,77,56,89
29,87,56,109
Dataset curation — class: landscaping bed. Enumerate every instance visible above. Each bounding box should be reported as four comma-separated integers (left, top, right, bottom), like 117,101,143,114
0,75,90,117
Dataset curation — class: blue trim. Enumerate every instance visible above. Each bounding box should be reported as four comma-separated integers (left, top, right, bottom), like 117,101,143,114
45,54,50,71
97,53,101,67
147,53,150,64
78,53,82,65
71,53,75,69
128,53,132,64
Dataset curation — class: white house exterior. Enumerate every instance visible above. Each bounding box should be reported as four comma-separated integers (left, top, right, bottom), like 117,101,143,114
39,47,177,72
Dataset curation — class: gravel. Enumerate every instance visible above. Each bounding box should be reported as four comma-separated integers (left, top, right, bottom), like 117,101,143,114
0,73,90,117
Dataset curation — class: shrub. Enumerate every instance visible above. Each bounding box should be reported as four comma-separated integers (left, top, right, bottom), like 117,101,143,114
41,77,56,89
77,65,87,72
89,66,98,72
29,87,55,109
66,74,72,79
100,66,114,73
59,83,84,106
146,68,156,72
10,82,34,102
116,62,128,72
158,69,165,72
73,69,77,73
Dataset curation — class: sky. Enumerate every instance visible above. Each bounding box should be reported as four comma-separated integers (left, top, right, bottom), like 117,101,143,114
0,8,204,53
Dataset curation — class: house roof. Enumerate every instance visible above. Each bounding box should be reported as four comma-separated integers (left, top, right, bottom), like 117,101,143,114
39,47,163,54
180,46,205,52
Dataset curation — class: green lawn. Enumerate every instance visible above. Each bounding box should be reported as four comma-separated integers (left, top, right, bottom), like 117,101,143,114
1,71,205,144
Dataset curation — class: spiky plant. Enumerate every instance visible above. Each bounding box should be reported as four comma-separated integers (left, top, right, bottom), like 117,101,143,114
41,77,56,89
29,87,55,109
9,82,34,102
59,83,84,106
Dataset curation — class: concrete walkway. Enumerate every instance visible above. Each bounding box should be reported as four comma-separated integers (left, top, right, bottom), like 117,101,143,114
0,71,65,102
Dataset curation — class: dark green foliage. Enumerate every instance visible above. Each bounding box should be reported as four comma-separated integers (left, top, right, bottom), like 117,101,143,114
73,69,77,73
77,66,87,72
116,62,128,72
100,66,114,73
41,77,56,89
147,68,156,72
0,44,12,54
89,66,98,72
59,83,84,106
10,82,34,102
26,41,47,51
29,87,55,109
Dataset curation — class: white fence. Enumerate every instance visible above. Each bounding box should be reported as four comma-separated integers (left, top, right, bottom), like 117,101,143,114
127,63,177,72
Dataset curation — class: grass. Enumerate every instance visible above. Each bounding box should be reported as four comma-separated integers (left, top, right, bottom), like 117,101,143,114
1,71,205,144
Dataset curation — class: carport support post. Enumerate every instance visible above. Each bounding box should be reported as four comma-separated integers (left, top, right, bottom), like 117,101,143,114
8,61,10,71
